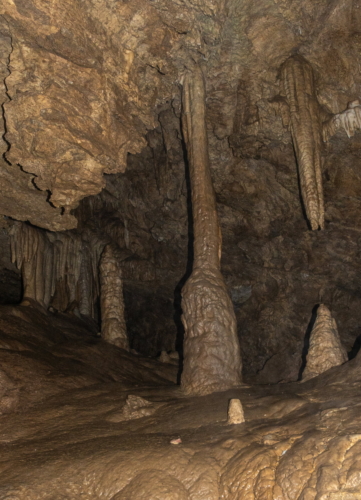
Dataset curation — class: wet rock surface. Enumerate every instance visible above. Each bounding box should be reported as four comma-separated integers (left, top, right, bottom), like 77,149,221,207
0,308,361,499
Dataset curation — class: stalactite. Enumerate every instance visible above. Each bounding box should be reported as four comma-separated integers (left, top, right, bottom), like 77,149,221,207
99,244,128,350
323,99,361,142
180,66,242,396
302,304,348,381
10,222,54,307
10,222,103,319
281,55,325,231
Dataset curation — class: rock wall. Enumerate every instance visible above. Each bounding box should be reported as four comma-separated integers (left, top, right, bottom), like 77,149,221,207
1,0,361,380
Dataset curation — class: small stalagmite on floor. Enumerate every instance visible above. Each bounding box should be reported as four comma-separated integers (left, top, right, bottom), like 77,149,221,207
227,399,245,424
99,244,128,350
302,304,348,381
180,66,242,396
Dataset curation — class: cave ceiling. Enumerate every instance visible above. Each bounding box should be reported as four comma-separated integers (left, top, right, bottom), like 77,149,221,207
1,0,361,381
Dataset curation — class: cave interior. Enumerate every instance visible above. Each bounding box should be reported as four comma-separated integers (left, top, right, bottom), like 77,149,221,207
1,0,361,498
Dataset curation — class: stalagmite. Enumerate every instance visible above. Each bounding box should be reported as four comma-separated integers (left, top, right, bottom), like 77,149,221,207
323,99,361,142
180,66,242,396
302,304,348,381
227,399,245,425
281,55,325,231
99,244,128,350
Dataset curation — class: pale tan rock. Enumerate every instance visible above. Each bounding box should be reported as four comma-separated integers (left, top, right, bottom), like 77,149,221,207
99,245,128,350
180,66,242,396
302,304,348,381
281,55,324,231
10,221,103,316
227,399,245,425
112,470,189,500
323,100,361,142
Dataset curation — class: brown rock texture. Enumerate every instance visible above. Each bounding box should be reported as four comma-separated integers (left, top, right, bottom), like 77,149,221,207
281,55,325,231
1,0,361,384
100,244,128,350
0,308,361,500
180,67,242,395
10,221,104,315
302,304,348,381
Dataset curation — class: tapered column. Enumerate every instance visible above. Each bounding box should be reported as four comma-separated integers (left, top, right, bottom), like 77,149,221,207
281,55,324,230
180,67,242,395
99,244,128,350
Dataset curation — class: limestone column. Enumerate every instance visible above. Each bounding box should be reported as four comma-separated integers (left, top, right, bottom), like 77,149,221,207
99,244,128,350
180,66,242,395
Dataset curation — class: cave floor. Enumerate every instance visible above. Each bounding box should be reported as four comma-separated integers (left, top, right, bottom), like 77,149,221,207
0,307,361,499
1,376,361,498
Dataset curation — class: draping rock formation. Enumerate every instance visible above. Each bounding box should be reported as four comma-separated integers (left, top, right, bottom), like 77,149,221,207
10,221,104,316
323,99,361,141
100,244,128,350
302,304,348,381
180,67,242,395
280,55,325,231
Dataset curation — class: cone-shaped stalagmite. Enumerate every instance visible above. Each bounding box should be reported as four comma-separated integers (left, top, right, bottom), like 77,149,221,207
281,55,325,231
180,67,242,395
99,244,128,350
302,304,347,381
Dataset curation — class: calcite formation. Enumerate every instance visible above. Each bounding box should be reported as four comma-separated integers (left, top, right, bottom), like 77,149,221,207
302,304,348,381
227,399,245,425
323,99,361,142
281,55,325,231
180,67,242,396
100,244,128,350
10,221,103,316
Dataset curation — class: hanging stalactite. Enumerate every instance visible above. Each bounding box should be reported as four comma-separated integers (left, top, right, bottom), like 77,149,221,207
281,55,325,231
10,222,103,318
323,99,361,142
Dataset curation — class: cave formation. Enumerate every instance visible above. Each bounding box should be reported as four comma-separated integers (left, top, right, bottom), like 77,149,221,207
1,0,361,499
180,67,242,395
